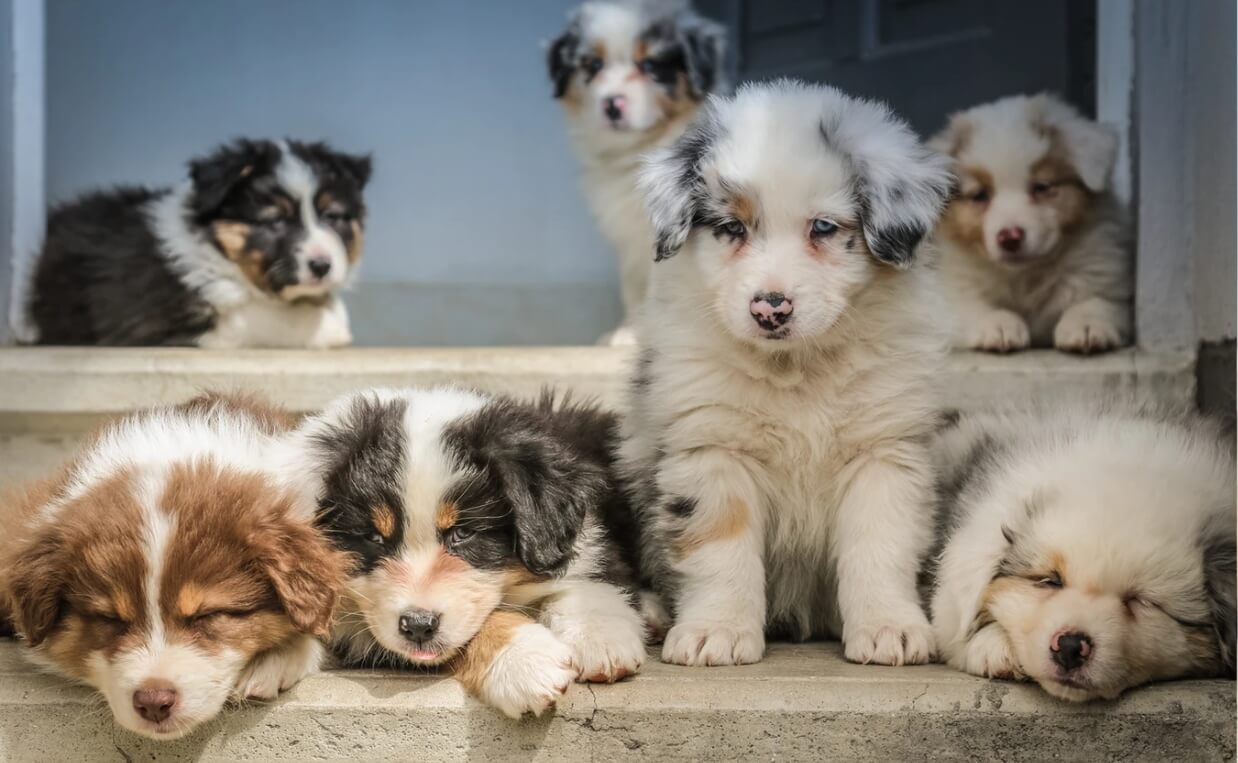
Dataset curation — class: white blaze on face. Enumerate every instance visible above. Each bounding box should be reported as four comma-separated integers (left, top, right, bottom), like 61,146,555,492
275,143,350,299
579,4,666,133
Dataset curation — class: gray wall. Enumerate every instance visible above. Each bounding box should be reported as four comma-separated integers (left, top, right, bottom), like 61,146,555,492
0,2,12,343
46,0,620,345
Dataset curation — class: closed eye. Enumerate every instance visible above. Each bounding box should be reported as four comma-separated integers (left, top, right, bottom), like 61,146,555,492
1033,572,1063,589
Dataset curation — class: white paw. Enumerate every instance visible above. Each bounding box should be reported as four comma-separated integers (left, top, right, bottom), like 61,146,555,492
599,325,638,347
480,624,576,719
966,310,1030,353
308,315,353,349
844,616,936,666
661,621,764,666
961,625,1025,680
235,638,324,700
1054,313,1122,354
561,613,646,684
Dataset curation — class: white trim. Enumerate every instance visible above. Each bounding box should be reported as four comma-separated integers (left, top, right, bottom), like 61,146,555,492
6,0,43,344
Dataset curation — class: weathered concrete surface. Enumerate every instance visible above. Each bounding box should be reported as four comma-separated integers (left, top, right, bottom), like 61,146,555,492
0,643,1231,762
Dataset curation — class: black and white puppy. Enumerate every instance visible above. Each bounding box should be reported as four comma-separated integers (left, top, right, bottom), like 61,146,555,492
548,0,727,344
14,138,370,348
281,387,646,717
621,80,952,667
929,401,1236,700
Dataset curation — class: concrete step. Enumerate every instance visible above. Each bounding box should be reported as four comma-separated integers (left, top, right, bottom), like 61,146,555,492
0,642,1230,762
0,346,1198,487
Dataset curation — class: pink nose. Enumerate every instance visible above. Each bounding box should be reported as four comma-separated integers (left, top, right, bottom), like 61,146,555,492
133,682,178,724
750,292,793,331
603,95,626,122
996,226,1025,253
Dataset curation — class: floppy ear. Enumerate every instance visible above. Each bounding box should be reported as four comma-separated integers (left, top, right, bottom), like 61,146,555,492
251,514,346,638
1033,94,1117,193
5,528,67,647
547,22,581,99
677,15,727,98
1202,521,1236,675
188,138,280,218
640,103,722,261
821,98,953,268
330,151,373,190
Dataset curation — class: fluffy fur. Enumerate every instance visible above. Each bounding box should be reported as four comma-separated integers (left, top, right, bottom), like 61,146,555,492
14,138,371,348
548,0,727,344
929,400,1236,701
620,80,953,667
281,387,646,717
0,393,345,739
930,94,1132,354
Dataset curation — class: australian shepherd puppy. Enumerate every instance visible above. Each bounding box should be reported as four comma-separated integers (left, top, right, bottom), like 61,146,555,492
548,0,727,344
930,94,1132,354
620,80,953,667
929,401,1236,700
282,387,646,717
0,393,345,739
13,138,370,348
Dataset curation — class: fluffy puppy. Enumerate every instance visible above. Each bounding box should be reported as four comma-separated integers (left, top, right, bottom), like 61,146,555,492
283,387,646,718
14,138,370,348
621,80,953,667
930,94,1132,354
548,0,727,344
929,401,1236,700
0,393,345,739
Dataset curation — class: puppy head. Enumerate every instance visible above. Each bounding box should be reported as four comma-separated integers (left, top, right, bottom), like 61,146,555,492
548,1,726,142
5,460,342,739
981,456,1235,701
188,138,371,301
301,388,602,667
931,93,1117,265
640,80,951,349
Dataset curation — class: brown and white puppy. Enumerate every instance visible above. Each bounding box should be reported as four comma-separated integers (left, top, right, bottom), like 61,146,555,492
930,94,1132,354
930,401,1236,700
548,0,727,344
0,394,345,739
282,387,646,718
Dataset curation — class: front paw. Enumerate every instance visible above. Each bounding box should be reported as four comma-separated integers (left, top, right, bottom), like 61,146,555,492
965,310,1030,353
844,616,936,666
235,639,323,700
561,612,646,684
599,325,638,347
960,625,1025,680
480,624,576,719
1054,313,1122,354
661,621,764,666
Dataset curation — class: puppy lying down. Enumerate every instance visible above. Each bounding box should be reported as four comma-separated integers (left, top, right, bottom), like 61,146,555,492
929,401,1236,700
282,387,646,717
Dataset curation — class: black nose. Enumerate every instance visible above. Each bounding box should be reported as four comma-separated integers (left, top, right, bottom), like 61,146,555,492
1051,631,1092,671
398,609,440,642
750,291,794,330
603,96,623,122
307,257,332,279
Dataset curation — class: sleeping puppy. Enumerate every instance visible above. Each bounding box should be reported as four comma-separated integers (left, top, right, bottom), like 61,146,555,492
930,94,1132,354
548,0,727,344
13,138,370,348
929,401,1236,700
283,387,646,717
0,393,345,739
621,80,953,666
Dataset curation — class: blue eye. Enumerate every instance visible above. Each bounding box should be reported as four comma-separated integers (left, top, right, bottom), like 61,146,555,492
638,59,657,74
811,219,838,237
714,220,746,240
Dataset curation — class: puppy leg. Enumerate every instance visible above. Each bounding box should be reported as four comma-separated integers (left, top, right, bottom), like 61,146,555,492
540,581,646,683
451,610,576,719
235,635,325,700
835,453,936,666
955,622,1025,680
658,450,766,667
962,308,1031,353
1053,297,1130,354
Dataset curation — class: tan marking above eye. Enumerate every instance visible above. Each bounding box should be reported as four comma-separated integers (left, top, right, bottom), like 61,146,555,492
372,504,397,539
436,502,459,531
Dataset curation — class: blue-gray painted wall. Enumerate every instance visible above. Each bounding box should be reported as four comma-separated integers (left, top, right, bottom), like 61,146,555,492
0,2,13,342
46,1,621,345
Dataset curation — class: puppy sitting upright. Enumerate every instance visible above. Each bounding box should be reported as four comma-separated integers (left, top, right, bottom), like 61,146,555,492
931,94,1132,354
14,138,370,348
284,387,646,718
623,81,952,667
548,0,727,344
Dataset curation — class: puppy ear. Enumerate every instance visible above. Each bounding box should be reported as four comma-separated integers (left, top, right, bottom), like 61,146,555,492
1202,520,1237,675
928,112,972,158
1032,94,1117,193
331,152,373,190
547,22,581,99
640,104,722,261
676,15,727,98
820,97,952,268
188,139,280,218
5,528,67,647
251,514,345,638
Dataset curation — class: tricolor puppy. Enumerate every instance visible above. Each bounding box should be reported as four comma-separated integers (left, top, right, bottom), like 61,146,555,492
929,402,1236,700
13,138,370,348
548,0,727,344
622,80,952,667
0,394,345,739
930,94,1132,354
285,387,646,718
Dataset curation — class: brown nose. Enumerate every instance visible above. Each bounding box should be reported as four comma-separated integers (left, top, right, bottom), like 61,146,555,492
996,226,1025,253
132,682,178,724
